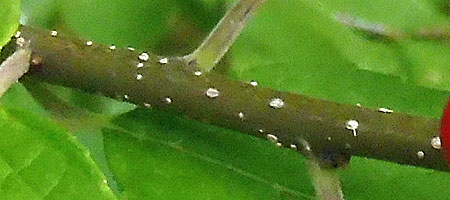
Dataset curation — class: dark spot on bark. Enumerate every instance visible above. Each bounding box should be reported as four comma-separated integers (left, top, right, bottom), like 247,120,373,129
31,55,43,67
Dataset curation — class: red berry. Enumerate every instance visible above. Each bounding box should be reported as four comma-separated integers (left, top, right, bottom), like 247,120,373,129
441,98,450,166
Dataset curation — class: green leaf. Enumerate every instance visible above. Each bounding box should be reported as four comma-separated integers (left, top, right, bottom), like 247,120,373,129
0,83,50,117
104,108,316,199
0,106,117,200
339,157,450,200
0,0,21,50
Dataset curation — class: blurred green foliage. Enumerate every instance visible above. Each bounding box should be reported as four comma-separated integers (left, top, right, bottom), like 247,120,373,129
1,0,450,199
232,0,450,118
0,0,20,50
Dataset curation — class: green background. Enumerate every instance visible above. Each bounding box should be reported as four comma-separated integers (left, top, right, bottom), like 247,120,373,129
1,0,450,199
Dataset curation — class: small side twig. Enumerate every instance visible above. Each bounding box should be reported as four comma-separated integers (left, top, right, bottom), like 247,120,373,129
335,13,404,40
0,38,31,98
418,26,450,41
308,159,345,200
184,0,266,72
335,13,450,43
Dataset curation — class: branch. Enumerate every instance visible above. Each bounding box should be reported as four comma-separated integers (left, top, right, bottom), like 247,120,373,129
183,0,266,72
13,25,449,172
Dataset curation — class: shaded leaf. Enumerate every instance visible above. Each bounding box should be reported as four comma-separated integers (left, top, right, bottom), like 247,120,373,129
104,108,316,199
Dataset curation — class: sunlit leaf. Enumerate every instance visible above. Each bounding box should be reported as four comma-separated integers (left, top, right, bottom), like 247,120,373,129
0,0,21,50
0,106,116,200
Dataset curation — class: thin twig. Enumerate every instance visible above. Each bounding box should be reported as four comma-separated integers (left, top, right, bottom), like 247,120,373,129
184,0,266,72
308,159,344,200
0,40,31,98
335,13,404,40
336,12,450,42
